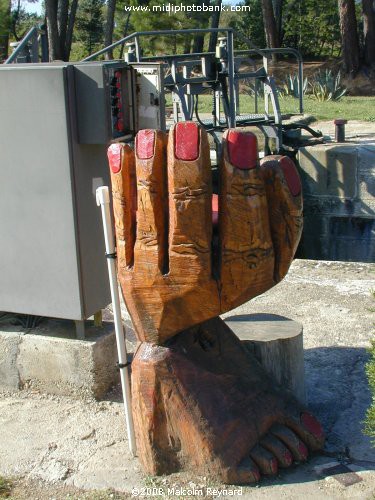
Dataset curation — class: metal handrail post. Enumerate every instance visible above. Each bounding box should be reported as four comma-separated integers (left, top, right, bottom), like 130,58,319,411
227,30,236,127
30,30,39,63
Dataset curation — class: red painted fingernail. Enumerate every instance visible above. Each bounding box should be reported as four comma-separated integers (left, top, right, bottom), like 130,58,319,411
174,122,199,160
227,130,258,170
270,457,278,474
136,129,155,159
298,442,308,460
301,413,324,440
280,156,301,196
284,450,293,465
107,143,122,174
212,194,219,226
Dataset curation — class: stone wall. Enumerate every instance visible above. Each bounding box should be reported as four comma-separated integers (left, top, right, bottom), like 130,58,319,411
297,143,375,262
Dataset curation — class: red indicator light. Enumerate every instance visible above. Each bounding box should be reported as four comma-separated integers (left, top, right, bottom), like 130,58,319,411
115,118,124,132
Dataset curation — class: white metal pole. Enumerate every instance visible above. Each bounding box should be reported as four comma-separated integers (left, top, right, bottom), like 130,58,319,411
96,186,137,457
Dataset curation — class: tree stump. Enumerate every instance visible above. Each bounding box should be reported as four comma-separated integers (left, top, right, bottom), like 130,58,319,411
224,314,306,405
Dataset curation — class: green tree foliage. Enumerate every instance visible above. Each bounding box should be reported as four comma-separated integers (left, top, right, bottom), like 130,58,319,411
11,9,42,40
128,0,211,54
232,0,266,49
75,0,105,54
283,0,341,57
0,0,11,60
233,0,342,58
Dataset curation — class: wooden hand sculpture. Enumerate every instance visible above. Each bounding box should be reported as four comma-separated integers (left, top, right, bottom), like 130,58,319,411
107,123,324,484
108,123,303,344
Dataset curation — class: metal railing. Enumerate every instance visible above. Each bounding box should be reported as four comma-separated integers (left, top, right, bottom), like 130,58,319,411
83,28,304,117
236,47,304,114
4,25,48,64
84,28,243,127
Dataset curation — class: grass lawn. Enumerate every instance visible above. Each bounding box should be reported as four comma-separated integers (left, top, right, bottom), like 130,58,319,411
167,94,375,122
280,95,375,122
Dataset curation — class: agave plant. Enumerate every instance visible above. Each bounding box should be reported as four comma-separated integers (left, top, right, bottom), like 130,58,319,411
310,70,347,102
281,74,309,98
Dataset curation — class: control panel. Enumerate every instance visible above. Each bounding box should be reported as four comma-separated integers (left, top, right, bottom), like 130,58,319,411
105,63,136,140
132,63,166,132
74,61,136,145
73,61,166,145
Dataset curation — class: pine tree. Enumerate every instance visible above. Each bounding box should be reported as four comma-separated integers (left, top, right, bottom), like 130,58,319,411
362,0,375,67
75,0,105,55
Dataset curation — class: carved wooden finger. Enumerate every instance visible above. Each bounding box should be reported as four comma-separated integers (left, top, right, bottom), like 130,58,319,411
219,130,275,310
134,129,168,275
107,143,136,269
167,122,213,280
259,155,303,282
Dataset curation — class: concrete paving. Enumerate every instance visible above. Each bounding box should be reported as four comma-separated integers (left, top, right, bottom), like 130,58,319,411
1,259,375,499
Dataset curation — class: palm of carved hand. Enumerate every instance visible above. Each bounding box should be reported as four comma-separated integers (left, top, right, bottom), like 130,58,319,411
108,123,303,344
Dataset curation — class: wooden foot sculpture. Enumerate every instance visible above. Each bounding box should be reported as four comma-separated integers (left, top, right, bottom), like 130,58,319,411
107,123,324,484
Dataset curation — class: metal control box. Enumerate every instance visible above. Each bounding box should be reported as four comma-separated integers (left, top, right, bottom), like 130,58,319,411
0,61,136,323
132,63,166,131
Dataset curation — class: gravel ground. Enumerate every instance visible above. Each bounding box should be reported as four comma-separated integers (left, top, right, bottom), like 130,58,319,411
1,259,375,499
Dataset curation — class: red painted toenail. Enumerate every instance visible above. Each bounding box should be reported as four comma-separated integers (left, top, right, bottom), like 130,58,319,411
280,156,301,196
107,143,122,174
252,469,261,482
227,130,258,170
298,442,308,460
301,412,324,439
284,450,293,465
270,457,278,474
136,129,155,159
212,194,219,226
174,122,199,160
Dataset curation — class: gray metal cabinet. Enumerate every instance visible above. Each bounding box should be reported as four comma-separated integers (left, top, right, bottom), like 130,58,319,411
0,62,135,322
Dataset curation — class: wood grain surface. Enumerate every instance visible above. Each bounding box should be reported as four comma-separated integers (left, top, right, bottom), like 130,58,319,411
131,317,324,483
107,123,303,344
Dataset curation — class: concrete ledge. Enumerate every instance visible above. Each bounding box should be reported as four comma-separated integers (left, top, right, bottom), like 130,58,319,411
0,320,121,399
